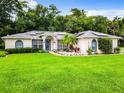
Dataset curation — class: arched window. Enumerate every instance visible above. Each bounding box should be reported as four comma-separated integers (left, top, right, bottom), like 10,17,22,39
92,39,97,52
15,40,23,48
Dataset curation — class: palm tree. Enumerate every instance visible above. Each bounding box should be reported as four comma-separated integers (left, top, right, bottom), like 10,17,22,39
63,34,78,51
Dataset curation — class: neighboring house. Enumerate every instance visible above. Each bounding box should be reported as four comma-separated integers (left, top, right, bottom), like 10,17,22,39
1,30,122,54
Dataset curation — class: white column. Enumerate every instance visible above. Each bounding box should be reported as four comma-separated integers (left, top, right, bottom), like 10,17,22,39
97,39,99,52
51,41,53,51
52,37,58,51
112,39,118,49
51,41,57,51
112,39,118,53
55,40,58,50
43,38,46,50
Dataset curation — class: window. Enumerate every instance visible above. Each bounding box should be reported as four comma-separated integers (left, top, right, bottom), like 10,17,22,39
32,39,43,49
58,40,63,50
57,40,67,50
15,40,23,48
92,39,97,52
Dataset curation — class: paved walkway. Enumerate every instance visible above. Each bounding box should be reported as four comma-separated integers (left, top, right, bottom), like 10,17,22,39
49,51,63,56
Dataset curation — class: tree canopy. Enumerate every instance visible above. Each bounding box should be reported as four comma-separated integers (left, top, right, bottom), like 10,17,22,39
0,1,124,38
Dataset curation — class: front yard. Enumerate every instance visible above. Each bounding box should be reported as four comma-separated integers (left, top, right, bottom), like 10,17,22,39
0,53,124,93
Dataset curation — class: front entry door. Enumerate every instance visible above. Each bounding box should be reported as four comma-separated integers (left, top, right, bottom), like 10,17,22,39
45,39,51,51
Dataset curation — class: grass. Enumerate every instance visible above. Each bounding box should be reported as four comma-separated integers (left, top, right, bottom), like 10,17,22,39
0,53,124,93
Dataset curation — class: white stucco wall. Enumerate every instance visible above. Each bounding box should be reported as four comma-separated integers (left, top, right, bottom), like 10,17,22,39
112,39,118,49
4,39,32,49
77,38,119,54
3,37,119,53
77,38,93,54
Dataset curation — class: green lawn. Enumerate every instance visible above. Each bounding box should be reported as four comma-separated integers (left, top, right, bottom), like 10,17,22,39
0,53,124,93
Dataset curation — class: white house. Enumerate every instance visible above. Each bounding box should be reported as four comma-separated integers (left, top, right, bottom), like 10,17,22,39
1,30,122,54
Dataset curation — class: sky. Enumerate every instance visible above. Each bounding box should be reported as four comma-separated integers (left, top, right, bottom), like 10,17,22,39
21,0,124,19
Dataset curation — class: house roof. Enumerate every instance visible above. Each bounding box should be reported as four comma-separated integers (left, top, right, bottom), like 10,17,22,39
1,30,122,40
76,30,122,39
1,31,68,39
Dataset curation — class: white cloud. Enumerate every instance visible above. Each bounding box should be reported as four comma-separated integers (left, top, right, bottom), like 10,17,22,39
19,0,38,9
86,10,124,20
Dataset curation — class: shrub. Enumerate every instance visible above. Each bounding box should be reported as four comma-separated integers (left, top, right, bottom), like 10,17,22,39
5,48,46,54
35,49,46,53
63,48,70,52
98,38,112,54
87,48,93,55
0,51,7,57
114,47,120,54
0,39,5,49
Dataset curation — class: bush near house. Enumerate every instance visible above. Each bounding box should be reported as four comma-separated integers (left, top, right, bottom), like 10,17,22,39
0,50,7,57
5,48,46,54
98,38,112,54
114,47,121,54
0,39,5,49
87,48,93,55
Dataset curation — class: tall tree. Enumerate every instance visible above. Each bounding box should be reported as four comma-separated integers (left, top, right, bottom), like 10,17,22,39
71,8,86,17
0,0,28,36
0,2,124,38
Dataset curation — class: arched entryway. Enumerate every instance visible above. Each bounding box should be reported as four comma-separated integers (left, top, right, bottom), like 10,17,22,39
45,36,54,51
92,39,97,52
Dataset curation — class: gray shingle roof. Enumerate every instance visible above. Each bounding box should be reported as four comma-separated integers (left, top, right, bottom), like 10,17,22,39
1,30,68,39
76,30,122,39
1,30,122,39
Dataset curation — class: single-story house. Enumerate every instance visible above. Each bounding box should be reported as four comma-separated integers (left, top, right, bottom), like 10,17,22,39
1,30,122,54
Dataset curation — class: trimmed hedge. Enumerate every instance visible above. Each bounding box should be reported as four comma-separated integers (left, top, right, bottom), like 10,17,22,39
98,38,112,54
5,48,46,54
0,51,7,57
